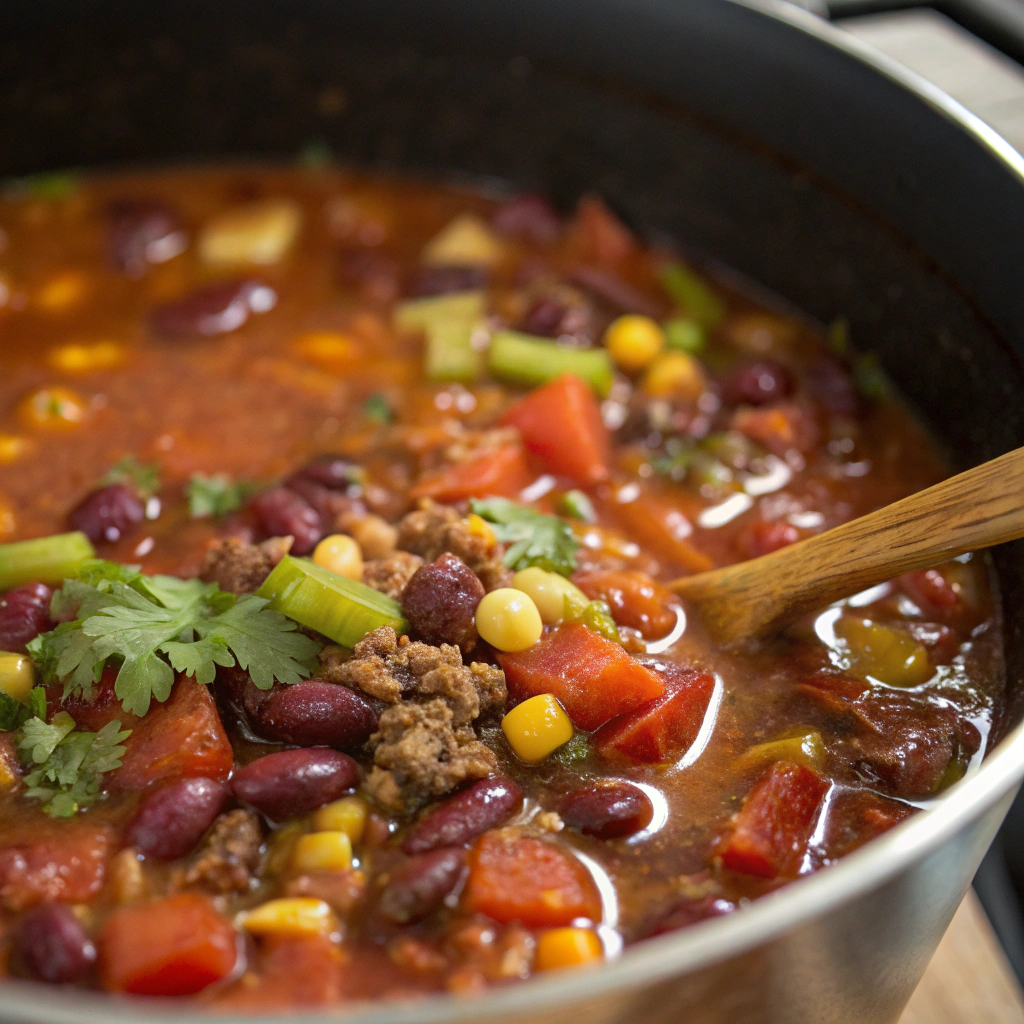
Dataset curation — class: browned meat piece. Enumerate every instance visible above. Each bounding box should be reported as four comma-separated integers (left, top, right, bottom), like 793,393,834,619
398,499,512,592
200,536,292,594
363,551,424,601
172,809,262,894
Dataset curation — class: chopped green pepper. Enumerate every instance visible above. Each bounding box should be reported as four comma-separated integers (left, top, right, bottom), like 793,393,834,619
487,331,614,397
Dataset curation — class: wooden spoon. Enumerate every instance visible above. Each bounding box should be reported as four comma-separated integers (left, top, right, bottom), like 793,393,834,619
669,445,1024,645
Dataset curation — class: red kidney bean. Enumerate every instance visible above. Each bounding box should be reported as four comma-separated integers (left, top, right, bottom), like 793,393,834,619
567,265,663,318
249,487,323,555
492,194,562,243
378,847,467,924
256,681,378,749
16,903,96,984
232,748,359,821
721,360,794,407
149,279,276,339
402,777,523,854
805,355,861,417
106,200,186,277
408,265,488,298
67,484,144,545
559,780,654,839
0,583,53,653
401,554,485,652
125,777,228,860
290,456,360,491
646,895,736,937
337,247,402,302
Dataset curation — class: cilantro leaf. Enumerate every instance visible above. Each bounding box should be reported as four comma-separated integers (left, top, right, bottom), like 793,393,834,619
18,713,130,818
187,474,255,519
101,456,161,499
470,498,579,577
0,687,47,732
363,393,394,424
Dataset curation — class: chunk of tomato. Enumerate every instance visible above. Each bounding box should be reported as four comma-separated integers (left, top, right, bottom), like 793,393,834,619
573,569,678,639
410,444,532,503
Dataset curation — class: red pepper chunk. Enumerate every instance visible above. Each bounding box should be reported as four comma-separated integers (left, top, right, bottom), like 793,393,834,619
464,830,602,927
99,894,240,996
498,624,665,731
110,679,233,789
594,667,716,764
719,762,830,880
410,444,532,503
500,373,609,485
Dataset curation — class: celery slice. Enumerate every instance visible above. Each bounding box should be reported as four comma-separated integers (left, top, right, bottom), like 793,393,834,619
257,555,407,648
659,262,726,330
487,331,614,397
0,532,95,590
425,319,483,383
393,291,486,333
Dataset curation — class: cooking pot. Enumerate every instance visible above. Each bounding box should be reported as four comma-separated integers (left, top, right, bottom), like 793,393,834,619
2,1,1024,1021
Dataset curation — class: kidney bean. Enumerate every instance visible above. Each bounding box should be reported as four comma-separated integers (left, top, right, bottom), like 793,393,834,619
106,200,186,277
0,582,53,653
401,554,485,652
249,486,323,555
403,777,523,854
232,748,359,821
149,279,276,339
559,780,654,839
492,194,562,244
16,903,96,984
408,265,488,298
721,360,794,407
805,355,861,417
646,895,736,937
125,777,228,860
256,681,378,748
290,455,360,491
67,484,144,545
337,247,402,302
378,847,467,924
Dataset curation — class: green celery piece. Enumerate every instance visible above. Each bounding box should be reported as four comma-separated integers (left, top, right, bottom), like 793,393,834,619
257,555,407,648
558,489,596,523
0,532,95,590
425,320,483,383
659,262,727,330
487,331,614,397
393,291,486,333
664,317,706,354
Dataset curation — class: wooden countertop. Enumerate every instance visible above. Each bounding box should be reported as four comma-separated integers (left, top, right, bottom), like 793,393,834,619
900,891,1024,1023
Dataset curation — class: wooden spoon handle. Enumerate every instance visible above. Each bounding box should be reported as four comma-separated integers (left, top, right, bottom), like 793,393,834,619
670,445,1024,645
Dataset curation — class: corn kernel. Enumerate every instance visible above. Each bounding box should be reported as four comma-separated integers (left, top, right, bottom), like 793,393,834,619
291,831,354,873
199,199,302,265
511,567,587,625
422,214,504,267
502,693,573,763
313,534,364,581
604,315,665,372
240,898,337,937
0,755,17,792
313,796,368,843
18,387,89,431
642,351,707,400
0,653,35,702
35,271,88,311
0,435,29,465
466,513,497,548
47,341,128,374
476,588,543,653
535,928,604,971
292,331,361,374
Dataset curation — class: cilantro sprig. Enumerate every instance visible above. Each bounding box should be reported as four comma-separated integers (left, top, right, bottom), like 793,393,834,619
470,498,579,577
186,473,257,519
101,455,161,500
0,686,46,732
28,561,323,717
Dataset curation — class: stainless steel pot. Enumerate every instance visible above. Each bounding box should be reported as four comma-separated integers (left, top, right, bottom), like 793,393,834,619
2,1,1024,1021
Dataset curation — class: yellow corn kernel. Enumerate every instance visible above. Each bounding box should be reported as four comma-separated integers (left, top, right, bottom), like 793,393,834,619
292,331,361,374
422,213,504,267
511,567,587,625
240,898,337,937
0,435,30,465
0,754,17,792
313,534,364,581
199,199,302,265
35,271,88,311
476,588,543,653
313,796,368,843
502,693,573,763
641,351,707,400
604,315,665,372
18,387,89,431
535,928,604,972
291,831,354,873
466,513,497,548
47,341,127,374
0,653,36,703
836,617,932,688
735,728,825,773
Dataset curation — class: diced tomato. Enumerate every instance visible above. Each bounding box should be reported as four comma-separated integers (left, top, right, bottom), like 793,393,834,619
498,624,665,731
718,762,830,880
110,679,233,790
464,830,601,927
608,491,714,576
573,569,678,639
730,402,819,456
898,568,965,627
46,664,142,733
99,894,240,996
0,820,114,911
570,195,637,267
410,445,532,503
500,374,609,485
739,520,801,560
819,789,915,862
594,666,716,764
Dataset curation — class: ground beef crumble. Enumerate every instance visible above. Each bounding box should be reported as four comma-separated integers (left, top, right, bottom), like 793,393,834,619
172,809,263,894
324,626,506,813
362,551,424,601
200,537,292,595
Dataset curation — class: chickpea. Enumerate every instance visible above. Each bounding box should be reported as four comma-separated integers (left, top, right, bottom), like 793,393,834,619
604,315,665,372
511,567,587,625
312,534,364,580
348,515,398,560
475,588,543,652
642,351,707,400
